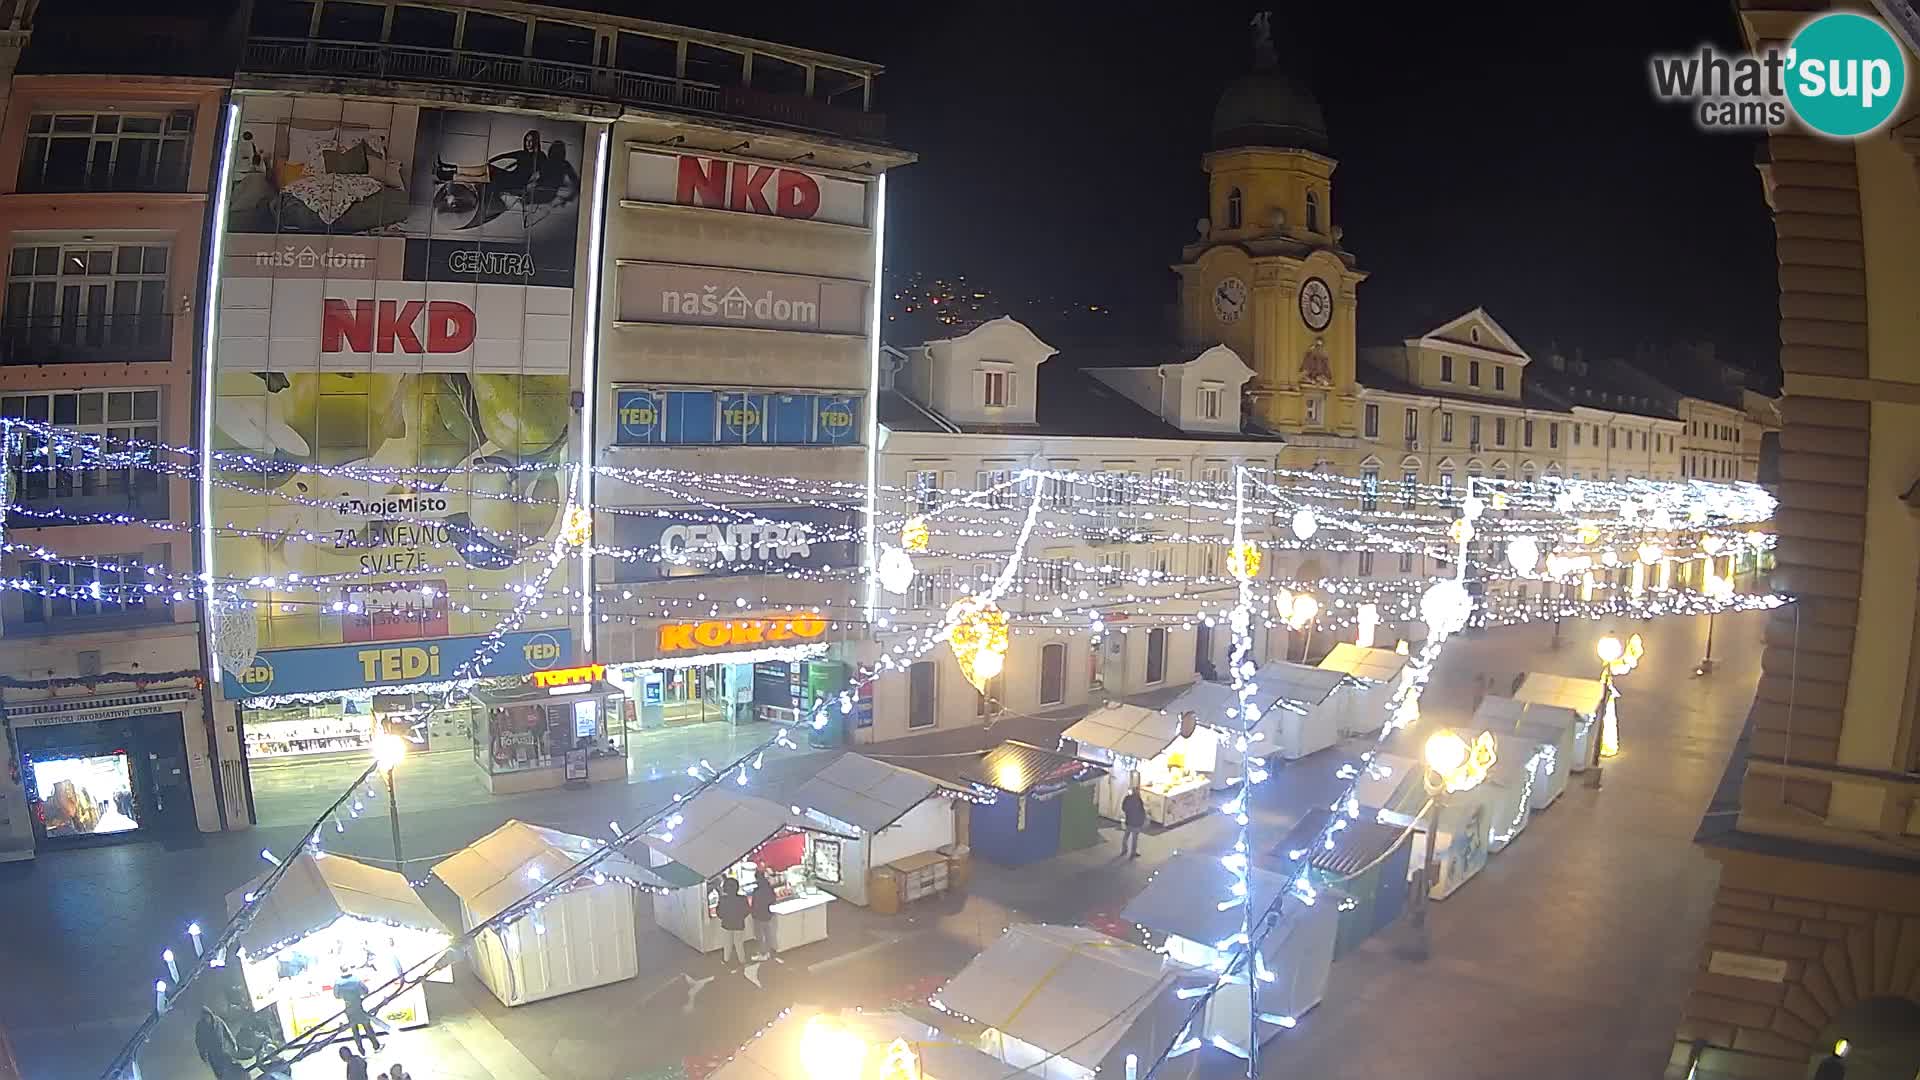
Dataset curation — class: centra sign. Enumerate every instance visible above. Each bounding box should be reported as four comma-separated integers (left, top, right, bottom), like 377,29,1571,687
657,614,829,653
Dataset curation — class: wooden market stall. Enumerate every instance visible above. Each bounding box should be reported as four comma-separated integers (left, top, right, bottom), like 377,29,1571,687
958,742,1103,867
1348,749,1494,900
1472,696,1577,810
433,819,661,1006
226,851,451,1042
1061,702,1219,827
793,753,963,912
933,923,1206,1080
1121,852,1337,1045
707,1006,1009,1080
1511,673,1607,772
639,788,852,956
1316,644,1412,737
1291,810,1414,959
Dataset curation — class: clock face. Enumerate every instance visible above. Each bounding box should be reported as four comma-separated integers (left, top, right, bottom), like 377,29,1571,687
1212,277,1248,324
1299,277,1333,331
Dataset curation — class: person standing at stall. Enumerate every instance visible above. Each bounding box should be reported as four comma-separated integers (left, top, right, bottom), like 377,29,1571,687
339,1046,370,1080
749,867,777,958
1121,784,1147,858
716,878,751,967
332,970,384,1054
194,1006,242,1079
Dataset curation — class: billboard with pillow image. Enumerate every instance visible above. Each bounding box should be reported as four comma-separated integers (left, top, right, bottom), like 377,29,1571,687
212,96,589,657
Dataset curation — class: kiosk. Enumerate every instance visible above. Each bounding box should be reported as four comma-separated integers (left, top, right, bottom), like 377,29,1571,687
640,788,849,955
959,742,1103,866
1483,755,1534,852
708,1007,1009,1080
1348,749,1492,901
1472,696,1576,809
933,923,1206,1080
1121,852,1337,1044
433,820,658,1006
1317,644,1412,737
1061,703,1218,827
226,852,451,1042
793,754,961,911
1511,673,1607,772
1293,810,1414,958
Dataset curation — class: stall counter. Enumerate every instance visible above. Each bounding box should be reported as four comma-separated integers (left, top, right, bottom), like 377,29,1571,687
763,892,832,953
1139,774,1211,826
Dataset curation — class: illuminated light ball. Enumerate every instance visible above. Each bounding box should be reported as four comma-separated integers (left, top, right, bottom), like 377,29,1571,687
1448,518,1475,546
1601,549,1619,567
1506,536,1541,574
1649,506,1673,531
1423,729,1469,779
1287,593,1319,630
1491,491,1510,511
1420,579,1472,638
945,595,1009,692
1596,635,1624,664
1290,508,1318,540
1272,587,1294,618
799,1016,869,1080
1227,542,1263,581
1555,487,1580,513
372,732,409,772
1576,522,1601,545
1688,504,1708,525
875,546,915,595
560,505,593,547
1637,542,1663,566
1461,494,1486,521
899,516,931,553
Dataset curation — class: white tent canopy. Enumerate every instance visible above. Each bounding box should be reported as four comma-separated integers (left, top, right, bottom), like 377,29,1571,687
433,820,663,923
1318,643,1409,684
1160,678,1237,723
710,1007,1009,1080
1512,672,1606,717
1063,702,1190,761
638,788,837,879
227,851,444,961
794,754,942,834
1120,851,1289,946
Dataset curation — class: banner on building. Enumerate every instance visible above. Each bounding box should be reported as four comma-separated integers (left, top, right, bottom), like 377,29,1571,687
616,261,868,335
624,149,870,227
612,387,859,446
607,505,857,582
222,629,574,699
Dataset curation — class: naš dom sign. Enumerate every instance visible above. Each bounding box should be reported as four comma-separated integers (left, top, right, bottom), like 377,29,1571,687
656,614,829,653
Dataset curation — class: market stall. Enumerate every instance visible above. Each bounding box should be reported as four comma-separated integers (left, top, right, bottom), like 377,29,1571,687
932,923,1206,1080
433,819,665,1006
1472,696,1576,809
226,851,451,1042
1317,644,1412,737
1061,702,1219,827
793,753,961,911
708,1006,1009,1080
1483,755,1534,852
1511,673,1607,772
1347,749,1493,900
959,742,1104,867
639,788,850,955
1121,852,1337,1046
1291,810,1414,959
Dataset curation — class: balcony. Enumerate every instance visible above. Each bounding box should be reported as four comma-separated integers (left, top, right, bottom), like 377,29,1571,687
241,38,888,144
0,315,174,366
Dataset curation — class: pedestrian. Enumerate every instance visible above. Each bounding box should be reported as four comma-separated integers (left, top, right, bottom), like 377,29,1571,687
750,866,778,958
386,1063,413,1080
332,969,384,1053
716,877,751,967
194,1005,242,1080
339,1046,370,1080
1121,784,1147,858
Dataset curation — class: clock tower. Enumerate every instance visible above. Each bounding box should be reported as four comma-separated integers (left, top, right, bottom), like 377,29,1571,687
1173,14,1366,442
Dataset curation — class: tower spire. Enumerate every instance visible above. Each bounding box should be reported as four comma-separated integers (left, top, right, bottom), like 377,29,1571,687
1249,11,1277,70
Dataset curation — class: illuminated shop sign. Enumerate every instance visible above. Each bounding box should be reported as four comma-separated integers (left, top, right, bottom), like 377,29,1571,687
609,506,856,583
656,614,829,653
531,664,606,689
625,150,870,227
223,629,572,698
616,262,868,335
613,387,859,447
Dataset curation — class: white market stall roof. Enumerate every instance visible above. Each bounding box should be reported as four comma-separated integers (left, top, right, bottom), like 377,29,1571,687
1318,644,1409,683
1473,695,1582,739
793,753,945,834
638,788,845,880
227,851,444,961
1255,661,1346,707
1163,663,1343,741
432,819,666,923
1513,672,1606,716
1062,702,1189,761
1160,679,1238,722
1120,851,1291,946
1351,752,1422,813
934,923,1199,1071
710,1007,1008,1080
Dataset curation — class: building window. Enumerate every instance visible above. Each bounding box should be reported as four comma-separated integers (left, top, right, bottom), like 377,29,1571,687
981,369,1011,408
1441,412,1454,443
1470,327,1481,343
1440,355,1454,383
1522,464,1535,484
1523,419,1534,448
912,469,941,513
4,389,163,514
1439,471,1454,495
1363,403,1379,438
1469,415,1482,447
1039,643,1067,706
18,110,195,193
1549,422,1560,449
1304,393,1324,427
5,243,172,363
1609,428,1617,449
1226,187,1243,229
1494,365,1507,391
1592,424,1600,445
1198,383,1223,421
1402,469,1417,508
15,547,167,630
1194,542,1221,579
1468,360,1482,387
1398,550,1413,573
1358,550,1374,576
977,468,1013,509
1145,627,1168,685
1404,408,1418,443
1305,190,1320,233
1361,467,1379,511
1494,417,1507,446
907,661,937,729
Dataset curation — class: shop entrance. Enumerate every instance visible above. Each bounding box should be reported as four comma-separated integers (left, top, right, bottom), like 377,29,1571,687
11,707,195,849
654,665,737,726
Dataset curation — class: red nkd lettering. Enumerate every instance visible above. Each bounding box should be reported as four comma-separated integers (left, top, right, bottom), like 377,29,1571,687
322,299,476,354
776,169,821,219
671,155,824,221
675,155,728,208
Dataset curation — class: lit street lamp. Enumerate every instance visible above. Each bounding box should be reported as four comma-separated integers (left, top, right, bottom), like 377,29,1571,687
1696,570,1735,676
373,732,409,876
1589,632,1642,788
1408,728,1496,961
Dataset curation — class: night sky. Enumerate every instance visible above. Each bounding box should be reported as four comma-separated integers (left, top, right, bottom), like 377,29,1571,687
667,0,1780,374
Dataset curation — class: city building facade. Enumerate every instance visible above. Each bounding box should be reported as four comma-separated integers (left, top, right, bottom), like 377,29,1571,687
1669,4,1920,1078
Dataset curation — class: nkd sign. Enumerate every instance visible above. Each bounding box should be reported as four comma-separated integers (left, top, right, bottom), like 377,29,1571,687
323,298,477,354
617,262,867,336
626,150,870,228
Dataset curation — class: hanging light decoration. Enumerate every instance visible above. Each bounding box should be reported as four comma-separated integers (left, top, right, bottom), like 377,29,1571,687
1462,494,1486,521
1449,518,1475,546
1506,536,1540,574
900,516,931,553
559,505,593,547
1576,522,1602,545
945,595,1009,691
1420,579,1472,638
876,546,916,595
1284,592,1319,631
1637,542,1664,566
1227,542,1263,581
1290,508,1318,540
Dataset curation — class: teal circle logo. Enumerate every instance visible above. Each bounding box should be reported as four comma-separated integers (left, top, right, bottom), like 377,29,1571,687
1786,13,1907,137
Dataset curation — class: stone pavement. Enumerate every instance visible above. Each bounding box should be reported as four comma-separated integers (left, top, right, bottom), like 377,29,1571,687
0,609,1767,1080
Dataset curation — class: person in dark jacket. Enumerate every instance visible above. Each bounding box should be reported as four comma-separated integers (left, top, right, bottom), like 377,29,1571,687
339,1046,370,1080
1121,784,1147,857
195,1006,242,1079
332,970,383,1053
749,867,778,958
716,877,752,966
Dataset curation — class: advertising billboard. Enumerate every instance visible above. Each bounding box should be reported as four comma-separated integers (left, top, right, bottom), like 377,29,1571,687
212,96,587,664
616,261,868,335
624,150,870,227
612,387,859,447
606,505,857,583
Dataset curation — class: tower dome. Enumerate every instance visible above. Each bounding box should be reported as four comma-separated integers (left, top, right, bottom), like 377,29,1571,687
1211,14,1328,154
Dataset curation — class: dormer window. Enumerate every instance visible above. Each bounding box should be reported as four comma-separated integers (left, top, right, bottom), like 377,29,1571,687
1305,190,1320,233
1198,382,1224,421
981,367,1012,408
1226,188,1243,230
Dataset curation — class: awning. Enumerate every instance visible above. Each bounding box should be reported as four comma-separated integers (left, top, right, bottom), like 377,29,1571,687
432,819,671,923
709,1007,1009,1080
933,924,1200,1071
1317,643,1409,683
793,754,944,835
1512,672,1606,716
637,788,845,880
227,851,444,961
960,741,1103,795
1062,702,1190,761
1121,851,1291,946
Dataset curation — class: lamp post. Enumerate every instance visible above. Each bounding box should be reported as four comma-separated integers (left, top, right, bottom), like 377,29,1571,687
1409,728,1496,962
1697,540,1732,675
373,732,408,876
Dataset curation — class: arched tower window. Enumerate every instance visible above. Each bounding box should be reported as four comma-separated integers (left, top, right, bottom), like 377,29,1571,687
1305,190,1320,233
1226,188,1243,229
